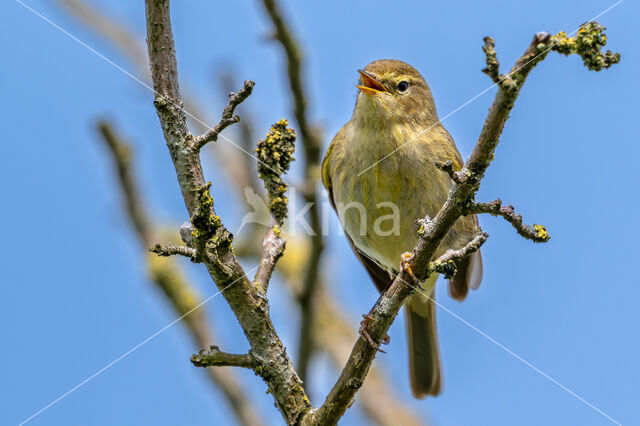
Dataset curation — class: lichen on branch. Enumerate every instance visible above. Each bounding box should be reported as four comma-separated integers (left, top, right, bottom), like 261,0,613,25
253,119,296,291
256,119,296,222
551,22,620,71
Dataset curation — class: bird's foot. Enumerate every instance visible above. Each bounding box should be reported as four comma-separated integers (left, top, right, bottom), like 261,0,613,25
400,252,423,290
359,313,390,353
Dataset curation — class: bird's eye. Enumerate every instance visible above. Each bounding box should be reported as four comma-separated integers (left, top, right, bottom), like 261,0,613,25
397,81,409,92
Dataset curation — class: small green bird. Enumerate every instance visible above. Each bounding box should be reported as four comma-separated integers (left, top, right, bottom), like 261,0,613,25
322,59,483,398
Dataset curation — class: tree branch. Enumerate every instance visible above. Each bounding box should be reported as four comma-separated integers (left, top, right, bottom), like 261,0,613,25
150,242,197,261
237,228,427,425
481,36,500,83
253,120,296,289
306,22,619,425
466,199,550,242
191,346,256,369
427,233,489,279
193,80,255,151
144,2,310,423
259,0,325,385
434,159,464,184
95,120,262,426
313,286,427,426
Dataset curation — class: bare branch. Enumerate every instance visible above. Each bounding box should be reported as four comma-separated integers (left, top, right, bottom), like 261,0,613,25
95,120,262,426
427,233,489,279
193,80,255,151
466,199,550,242
191,346,256,369
435,159,464,184
150,242,197,261
217,71,264,195
307,22,619,425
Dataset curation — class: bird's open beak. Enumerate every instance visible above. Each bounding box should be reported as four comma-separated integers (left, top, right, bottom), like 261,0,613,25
357,70,388,95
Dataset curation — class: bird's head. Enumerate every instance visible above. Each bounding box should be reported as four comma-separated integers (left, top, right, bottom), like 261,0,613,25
353,59,438,126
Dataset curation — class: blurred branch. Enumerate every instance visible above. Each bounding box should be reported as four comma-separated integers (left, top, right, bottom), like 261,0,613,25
259,0,324,385
96,120,262,426
97,122,151,245
55,0,213,130
306,23,619,424
56,0,147,76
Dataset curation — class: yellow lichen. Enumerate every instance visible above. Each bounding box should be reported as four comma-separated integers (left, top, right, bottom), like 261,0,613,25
533,224,550,242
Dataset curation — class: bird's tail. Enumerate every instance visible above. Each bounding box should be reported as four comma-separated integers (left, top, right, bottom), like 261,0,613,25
406,275,442,398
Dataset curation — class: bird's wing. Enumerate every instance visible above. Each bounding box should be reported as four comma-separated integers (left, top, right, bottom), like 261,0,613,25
322,126,393,293
438,127,484,300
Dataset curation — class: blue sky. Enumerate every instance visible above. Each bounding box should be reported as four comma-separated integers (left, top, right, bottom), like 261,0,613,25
1,0,638,425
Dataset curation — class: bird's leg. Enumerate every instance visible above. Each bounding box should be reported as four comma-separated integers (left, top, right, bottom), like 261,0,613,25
359,310,390,353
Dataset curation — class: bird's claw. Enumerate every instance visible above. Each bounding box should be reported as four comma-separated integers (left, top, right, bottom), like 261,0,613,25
400,252,421,289
359,313,390,352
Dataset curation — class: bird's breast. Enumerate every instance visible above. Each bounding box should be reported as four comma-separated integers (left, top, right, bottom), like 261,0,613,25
331,121,449,272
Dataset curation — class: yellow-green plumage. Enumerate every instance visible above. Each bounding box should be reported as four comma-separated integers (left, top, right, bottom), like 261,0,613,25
323,59,482,398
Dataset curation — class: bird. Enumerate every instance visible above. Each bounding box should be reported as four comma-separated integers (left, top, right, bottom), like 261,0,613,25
322,59,483,398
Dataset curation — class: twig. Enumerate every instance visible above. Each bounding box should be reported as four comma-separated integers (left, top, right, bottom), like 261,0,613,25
193,80,255,151
427,233,489,279
150,242,197,261
217,71,264,196
253,119,296,290
465,199,550,242
481,36,500,83
95,120,262,426
306,23,619,425
259,0,325,385
434,159,464,184
191,346,256,369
